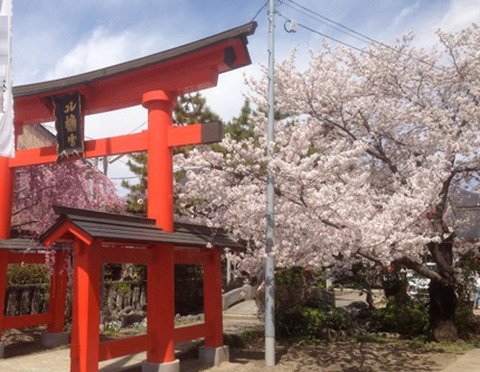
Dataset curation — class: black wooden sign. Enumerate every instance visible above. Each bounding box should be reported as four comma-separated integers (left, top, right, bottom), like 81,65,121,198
53,92,84,162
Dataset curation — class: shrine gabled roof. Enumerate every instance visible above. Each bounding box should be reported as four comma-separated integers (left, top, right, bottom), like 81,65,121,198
39,206,243,250
0,238,47,251
13,22,257,125
0,238,69,252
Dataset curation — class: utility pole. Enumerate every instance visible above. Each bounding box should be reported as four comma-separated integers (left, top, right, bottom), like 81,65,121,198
265,0,276,366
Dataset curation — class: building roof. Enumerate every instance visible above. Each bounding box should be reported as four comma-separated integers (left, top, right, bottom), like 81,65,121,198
40,206,243,250
0,238,68,252
0,238,48,251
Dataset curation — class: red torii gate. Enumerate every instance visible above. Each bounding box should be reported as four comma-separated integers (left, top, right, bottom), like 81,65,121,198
0,22,256,371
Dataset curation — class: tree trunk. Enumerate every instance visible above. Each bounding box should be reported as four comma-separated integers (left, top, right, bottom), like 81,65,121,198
382,274,410,303
364,289,375,310
429,279,458,342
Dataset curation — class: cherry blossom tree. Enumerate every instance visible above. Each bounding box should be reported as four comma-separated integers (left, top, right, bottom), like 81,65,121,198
12,160,125,236
176,25,480,341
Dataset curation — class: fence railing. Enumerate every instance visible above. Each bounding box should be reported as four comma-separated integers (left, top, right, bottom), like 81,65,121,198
4,281,256,324
222,284,255,311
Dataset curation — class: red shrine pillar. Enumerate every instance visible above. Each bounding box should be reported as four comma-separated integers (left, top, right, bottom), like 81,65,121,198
70,241,101,372
42,249,69,348
142,90,179,371
203,249,224,347
199,249,229,365
0,156,14,356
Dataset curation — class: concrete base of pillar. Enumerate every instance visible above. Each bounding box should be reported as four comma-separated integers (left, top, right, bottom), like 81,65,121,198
41,331,70,348
0,341,4,358
141,359,180,372
199,345,230,366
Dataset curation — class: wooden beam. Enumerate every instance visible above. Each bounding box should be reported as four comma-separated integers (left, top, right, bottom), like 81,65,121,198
8,252,46,264
12,23,258,125
168,122,222,148
3,313,52,329
100,246,153,264
99,334,153,362
9,131,148,168
42,221,93,247
174,250,212,265
174,323,208,344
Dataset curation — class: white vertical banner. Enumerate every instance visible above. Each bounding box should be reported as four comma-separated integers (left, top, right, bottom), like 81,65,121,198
0,0,13,157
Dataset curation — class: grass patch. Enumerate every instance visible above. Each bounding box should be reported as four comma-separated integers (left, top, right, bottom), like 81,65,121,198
223,329,263,348
355,333,387,343
420,340,480,354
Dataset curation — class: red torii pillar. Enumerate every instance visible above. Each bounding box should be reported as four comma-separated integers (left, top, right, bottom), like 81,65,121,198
0,157,69,356
0,157,14,356
142,90,227,371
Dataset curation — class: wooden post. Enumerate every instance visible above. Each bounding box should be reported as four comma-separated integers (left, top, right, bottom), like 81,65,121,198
0,250,7,352
47,250,69,333
70,241,101,372
146,243,176,363
142,90,178,369
142,89,175,233
203,249,223,347
0,156,14,348
0,157,13,240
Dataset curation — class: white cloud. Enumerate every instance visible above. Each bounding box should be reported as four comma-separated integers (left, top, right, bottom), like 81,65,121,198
392,1,420,27
439,0,480,32
400,0,480,47
45,27,158,80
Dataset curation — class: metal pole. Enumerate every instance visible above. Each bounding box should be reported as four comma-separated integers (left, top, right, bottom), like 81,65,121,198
226,255,231,287
265,0,276,366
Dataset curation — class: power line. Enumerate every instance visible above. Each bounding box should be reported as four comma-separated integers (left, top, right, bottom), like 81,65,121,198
285,0,388,48
251,0,284,22
282,0,373,46
280,0,440,70
277,12,394,64
250,0,269,22
127,120,148,134
110,175,142,180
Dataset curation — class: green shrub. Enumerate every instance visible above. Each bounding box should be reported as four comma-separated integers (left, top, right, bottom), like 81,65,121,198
275,306,353,339
297,307,352,338
455,301,480,339
7,264,50,285
373,298,430,337
256,267,344,339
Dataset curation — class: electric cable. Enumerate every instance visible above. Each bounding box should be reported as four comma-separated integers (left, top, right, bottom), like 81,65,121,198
277,12,394,64
280,0,440,70
250,0,269,22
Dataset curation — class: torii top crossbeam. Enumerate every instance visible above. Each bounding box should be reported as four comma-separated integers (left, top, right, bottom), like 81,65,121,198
9,22,257,168
14,22,256,124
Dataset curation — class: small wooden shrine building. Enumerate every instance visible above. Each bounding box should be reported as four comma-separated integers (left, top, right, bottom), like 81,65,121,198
40,206,242,372
0,22,256,372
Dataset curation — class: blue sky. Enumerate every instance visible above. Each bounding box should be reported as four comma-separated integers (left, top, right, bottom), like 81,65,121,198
11,0,480,192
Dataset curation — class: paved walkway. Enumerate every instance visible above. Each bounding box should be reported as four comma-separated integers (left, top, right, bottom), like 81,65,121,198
1,298,479,371
0,302,262,372
442,348,480,371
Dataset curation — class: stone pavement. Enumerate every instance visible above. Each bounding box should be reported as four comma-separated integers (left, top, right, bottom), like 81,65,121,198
0,301,262,372
1,298,480,371
224,299,259,320
441,348,480,372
